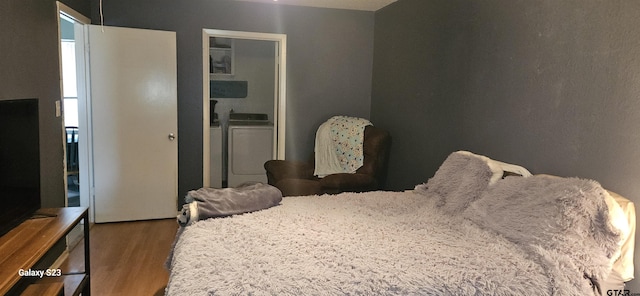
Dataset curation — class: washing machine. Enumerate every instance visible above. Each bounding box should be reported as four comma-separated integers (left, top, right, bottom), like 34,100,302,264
227,113,274,187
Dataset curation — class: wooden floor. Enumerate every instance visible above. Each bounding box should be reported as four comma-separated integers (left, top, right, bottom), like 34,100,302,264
60,219,179,296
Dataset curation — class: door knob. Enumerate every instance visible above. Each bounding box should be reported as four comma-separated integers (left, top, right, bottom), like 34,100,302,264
168,133,176,141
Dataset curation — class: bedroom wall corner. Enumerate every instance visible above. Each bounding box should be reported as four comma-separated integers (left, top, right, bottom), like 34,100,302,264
372,0,640,290
371,0,472,190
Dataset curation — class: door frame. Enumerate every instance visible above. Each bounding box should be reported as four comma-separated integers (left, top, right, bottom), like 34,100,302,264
56,2,94,223
202,29,287,187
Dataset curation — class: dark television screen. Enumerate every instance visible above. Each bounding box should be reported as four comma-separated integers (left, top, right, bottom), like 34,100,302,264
0,98,40,237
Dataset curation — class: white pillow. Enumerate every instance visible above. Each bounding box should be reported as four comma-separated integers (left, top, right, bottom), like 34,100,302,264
605,190,636,282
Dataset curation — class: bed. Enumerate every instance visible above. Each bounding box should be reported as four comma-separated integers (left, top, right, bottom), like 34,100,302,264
165,151,635,295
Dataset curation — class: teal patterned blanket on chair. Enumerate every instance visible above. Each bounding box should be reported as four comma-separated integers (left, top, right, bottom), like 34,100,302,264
313,115,372,177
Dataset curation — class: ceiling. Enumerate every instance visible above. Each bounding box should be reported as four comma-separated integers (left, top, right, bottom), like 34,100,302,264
233,0,398,11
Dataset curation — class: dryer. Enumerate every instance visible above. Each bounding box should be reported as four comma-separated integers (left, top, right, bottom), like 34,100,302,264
227,113,273,187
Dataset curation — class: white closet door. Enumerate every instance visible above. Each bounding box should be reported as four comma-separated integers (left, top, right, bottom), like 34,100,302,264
89,25,178,223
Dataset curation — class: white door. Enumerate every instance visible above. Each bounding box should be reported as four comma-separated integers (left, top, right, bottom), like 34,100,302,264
88,25,178,223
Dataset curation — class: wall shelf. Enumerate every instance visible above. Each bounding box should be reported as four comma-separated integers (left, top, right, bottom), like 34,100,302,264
210,37,234,76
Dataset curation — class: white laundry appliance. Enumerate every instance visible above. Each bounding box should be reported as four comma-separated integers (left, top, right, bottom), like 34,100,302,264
226,113,274,187
209,124,222,188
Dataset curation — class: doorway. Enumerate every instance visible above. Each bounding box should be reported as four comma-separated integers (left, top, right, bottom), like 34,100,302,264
57,2,92,248
202,29,287,188
57,2,92,220
58,4,178,223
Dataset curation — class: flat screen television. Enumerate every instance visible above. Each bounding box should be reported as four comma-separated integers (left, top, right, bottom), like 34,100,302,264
0,98,40,237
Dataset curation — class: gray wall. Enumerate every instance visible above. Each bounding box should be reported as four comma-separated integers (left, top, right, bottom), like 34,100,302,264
90,0,375,202
372,0,640,289
1,0,90,208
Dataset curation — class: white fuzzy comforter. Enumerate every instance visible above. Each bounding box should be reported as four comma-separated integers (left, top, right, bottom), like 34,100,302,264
165,152,619,295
